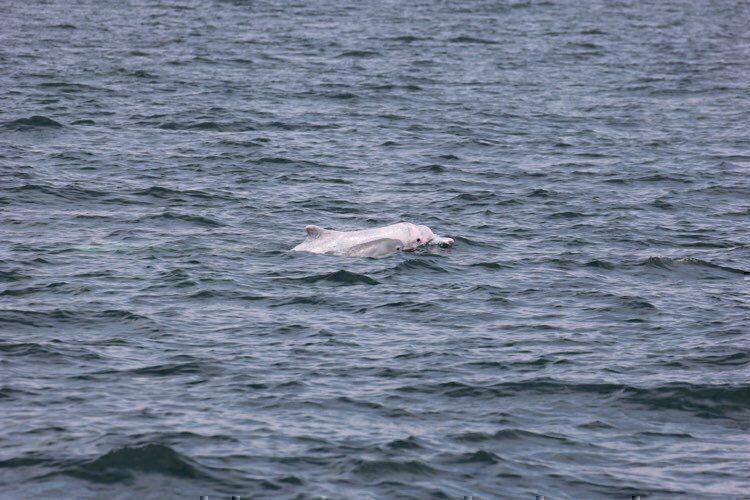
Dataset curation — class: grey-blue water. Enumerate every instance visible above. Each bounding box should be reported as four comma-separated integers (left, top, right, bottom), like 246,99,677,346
1,0,749,498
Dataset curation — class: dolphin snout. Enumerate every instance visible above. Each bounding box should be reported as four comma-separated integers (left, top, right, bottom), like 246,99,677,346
430,235,454,246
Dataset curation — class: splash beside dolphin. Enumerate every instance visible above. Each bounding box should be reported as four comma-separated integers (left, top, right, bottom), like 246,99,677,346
292,222,454,257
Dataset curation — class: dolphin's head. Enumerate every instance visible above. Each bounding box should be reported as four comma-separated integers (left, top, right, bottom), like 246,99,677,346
401,224,437,250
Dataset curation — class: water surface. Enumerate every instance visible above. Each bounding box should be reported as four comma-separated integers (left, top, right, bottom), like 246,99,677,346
1,0,749,497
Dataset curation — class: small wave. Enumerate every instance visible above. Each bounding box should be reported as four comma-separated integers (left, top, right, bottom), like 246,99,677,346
63,444,208,483
451,235,484,247
393,259,448,273
2,116,63,131
602,177,627,184
385,436,423,450
547,211,592,219
262,121,300,130
186,121,223,130
447,36,499,44
402,379,750,418
376,113,406,121
351,458,438,477
6,183,108,201
336,50,380,58
219,139,266,150
135,211,224,228
465,284,512,301
566,41,602,50
0,455,52,468
0,342,67,360
626,383,750,417
156,268,196,285
126,362,207,377
527,188,557,198
320,91,358,100
270,295,332,307
0,387,38,401
316,177,351,185
410,164,446,173
0,306,120,328
395,378,591,398
450,428,574,444
388,35,432,43
584,259,616,270
374,300,436,312
37,82,99,91
334,396,384,410
257,156,295,164
157,120,255,132
450,191,497,204
469,261,510,270
581,28,606,35
0,269,29,282
188,289,267,301
0,308,152,330
128,68,157,78
651,198,673,210
445,450,501,464
638,431,693,439
99,309,148,321
299,270,379,285
368,84,422,92
617,296,657,310
636,174,694,184
132,186,215,200
640,256,748,276
688,352,749,367
578,420,614,429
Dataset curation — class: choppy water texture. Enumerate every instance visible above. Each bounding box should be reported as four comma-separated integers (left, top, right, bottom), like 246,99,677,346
1,0,749,498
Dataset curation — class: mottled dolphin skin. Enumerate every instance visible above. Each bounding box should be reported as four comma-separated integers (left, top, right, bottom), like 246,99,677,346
292,222,454,257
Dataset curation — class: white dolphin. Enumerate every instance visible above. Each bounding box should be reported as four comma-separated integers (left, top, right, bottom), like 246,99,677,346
292,222,454,258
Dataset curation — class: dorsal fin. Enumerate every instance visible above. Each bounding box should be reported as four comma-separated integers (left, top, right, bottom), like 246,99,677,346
305,225,326,239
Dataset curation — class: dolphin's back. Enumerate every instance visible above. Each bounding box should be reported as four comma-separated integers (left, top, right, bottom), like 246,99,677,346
292,222,451,256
